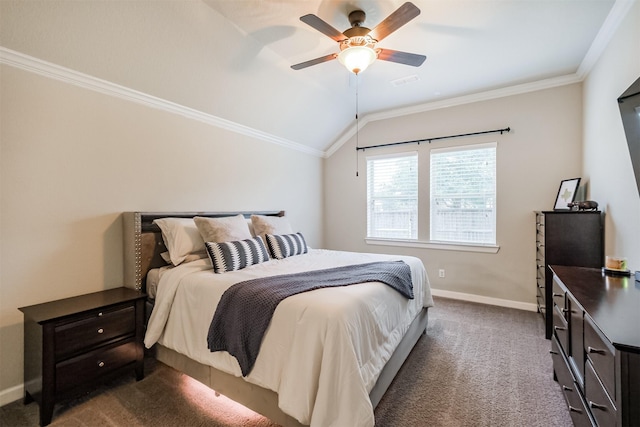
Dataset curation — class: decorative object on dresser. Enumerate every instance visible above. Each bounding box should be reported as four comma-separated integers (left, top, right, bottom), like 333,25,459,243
553,178,581,210
568,200,599,211
549,265,640,426
535,211,604,339
19,287,146,426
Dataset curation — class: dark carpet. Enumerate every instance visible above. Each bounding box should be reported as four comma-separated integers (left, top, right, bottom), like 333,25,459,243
1,297,571,426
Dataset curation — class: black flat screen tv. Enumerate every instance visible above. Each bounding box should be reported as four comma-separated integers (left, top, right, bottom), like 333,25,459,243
618,76,640,197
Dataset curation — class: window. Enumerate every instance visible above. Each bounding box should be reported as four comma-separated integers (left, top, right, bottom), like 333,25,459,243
367,152,418,239
430,143,496,245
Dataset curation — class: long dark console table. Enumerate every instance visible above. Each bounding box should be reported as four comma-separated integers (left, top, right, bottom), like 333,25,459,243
549,265,640,426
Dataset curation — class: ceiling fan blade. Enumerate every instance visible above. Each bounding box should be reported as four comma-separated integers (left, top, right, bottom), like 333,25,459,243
300,14,346,42
291,53,338,70
369,2,420,42
377,49,426,67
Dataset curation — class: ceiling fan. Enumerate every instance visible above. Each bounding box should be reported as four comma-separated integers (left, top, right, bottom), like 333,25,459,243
291,2,426,74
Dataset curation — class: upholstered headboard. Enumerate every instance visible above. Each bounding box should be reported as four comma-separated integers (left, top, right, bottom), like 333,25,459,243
122,211,284,291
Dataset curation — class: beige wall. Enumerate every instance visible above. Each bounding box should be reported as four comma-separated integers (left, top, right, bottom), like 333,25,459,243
0,65,323,400
325,84,584,304
583,1,640,269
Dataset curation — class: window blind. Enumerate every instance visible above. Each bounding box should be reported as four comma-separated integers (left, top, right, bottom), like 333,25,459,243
367,152,418,239
430,143,496,245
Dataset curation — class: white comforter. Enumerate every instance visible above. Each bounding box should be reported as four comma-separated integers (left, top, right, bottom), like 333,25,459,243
145,249,433,427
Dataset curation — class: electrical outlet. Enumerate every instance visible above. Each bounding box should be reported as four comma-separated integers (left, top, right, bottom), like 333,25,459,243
438,269,445,278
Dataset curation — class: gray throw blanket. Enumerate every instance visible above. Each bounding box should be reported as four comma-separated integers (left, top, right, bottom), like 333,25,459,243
207,260,414,376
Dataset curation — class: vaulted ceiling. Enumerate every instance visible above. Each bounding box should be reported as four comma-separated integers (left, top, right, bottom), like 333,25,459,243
202,0,617,153
0,0,624,156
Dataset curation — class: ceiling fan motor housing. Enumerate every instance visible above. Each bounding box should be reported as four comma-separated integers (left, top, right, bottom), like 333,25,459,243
348,10,367,27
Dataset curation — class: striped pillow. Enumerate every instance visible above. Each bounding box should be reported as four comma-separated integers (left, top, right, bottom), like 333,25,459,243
205,237,270,274
265,233,308,260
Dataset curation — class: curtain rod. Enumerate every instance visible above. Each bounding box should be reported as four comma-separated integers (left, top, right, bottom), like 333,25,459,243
355,127,511,151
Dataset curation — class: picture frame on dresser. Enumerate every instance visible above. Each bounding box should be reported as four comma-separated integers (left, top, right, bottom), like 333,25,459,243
553,177,581,210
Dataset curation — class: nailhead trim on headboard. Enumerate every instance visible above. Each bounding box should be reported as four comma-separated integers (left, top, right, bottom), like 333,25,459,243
122,211,285,293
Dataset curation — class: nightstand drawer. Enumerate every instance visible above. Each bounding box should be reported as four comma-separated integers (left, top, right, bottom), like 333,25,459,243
55,305,135,360
584,315,615,400
56,339,138,393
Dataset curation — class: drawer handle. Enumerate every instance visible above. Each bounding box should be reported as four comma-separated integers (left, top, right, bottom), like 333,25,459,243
568,406,583,414
554,326,566,332
552,293,563,298
589,401,608,411
587,346,606,355
97,328,104,334
549,350,559,355
562,385,573,392
562,308,569,313
97,361,105,368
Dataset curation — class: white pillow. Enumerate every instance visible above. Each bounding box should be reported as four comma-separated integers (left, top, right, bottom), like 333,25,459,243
160,251,207,265
153,218,206,266
194,214,252,243
250,215,293,239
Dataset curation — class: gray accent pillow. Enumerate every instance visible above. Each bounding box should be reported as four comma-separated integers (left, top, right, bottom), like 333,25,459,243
266,233,308,259
205,237,270,273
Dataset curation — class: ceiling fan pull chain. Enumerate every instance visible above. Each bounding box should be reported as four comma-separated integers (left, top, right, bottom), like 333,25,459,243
356,74,360,177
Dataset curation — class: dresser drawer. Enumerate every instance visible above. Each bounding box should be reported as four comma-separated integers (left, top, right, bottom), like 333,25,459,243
536,294,545,315
553,304,569,352
551,278,566,315
536,212,545,229
585,360,616,427
536,283,544,300
55,305,135,360
56,338,138,393
584,315,615,400
551,337,593,427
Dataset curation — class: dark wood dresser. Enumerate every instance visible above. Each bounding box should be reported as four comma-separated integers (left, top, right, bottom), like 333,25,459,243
549,265,640,426
535,211,604,338
19,287,146,426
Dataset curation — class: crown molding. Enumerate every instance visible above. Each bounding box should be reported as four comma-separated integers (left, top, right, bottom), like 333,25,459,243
324,73,581,157
577,0,636,79
0,47,324,158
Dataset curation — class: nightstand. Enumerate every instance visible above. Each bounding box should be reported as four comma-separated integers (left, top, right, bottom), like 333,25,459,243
19,287,146,426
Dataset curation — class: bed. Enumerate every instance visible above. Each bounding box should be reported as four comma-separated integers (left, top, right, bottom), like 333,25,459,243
122,211,433,427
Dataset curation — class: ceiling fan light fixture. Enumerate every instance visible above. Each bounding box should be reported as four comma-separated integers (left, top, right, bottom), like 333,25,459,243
338,45,377,74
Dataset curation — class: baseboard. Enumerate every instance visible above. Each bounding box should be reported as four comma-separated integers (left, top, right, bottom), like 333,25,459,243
431,288,538,312
0,383,23,407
